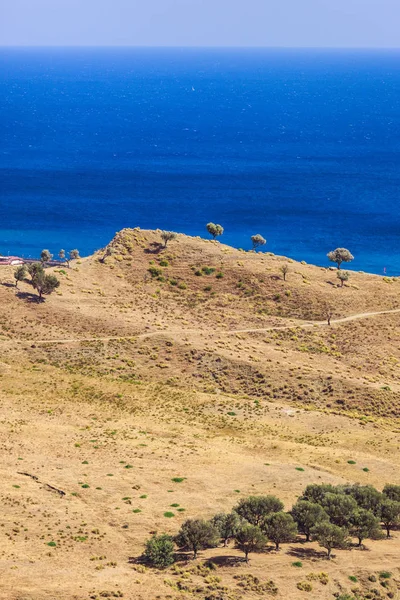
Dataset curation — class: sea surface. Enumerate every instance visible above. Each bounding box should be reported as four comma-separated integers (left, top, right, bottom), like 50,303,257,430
1,47,400,274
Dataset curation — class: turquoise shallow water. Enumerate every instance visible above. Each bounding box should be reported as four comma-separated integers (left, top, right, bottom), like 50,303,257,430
1,48,400,274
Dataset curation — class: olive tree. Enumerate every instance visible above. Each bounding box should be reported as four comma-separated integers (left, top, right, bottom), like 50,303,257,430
161,231,177,248
32,271,60,301
383,484,400,503
337,271,350,287
69,249,80,262
292,500,329,542
343,484,383,517
280,264,289,281
251,234,266,250
350,509,382,547
58,249,67,266
40,249,53,264
301,483,338,505
28,262,44,279
311,522,349,559
206,223,224,240
210,512,240,547
265,512,298,550
380,499,400,538
322,493,357,528
143,533,175,568
175,519,218,559
234,495,283,529
14,265,27,288
325,307,334,326
235,525,266,562
327,248,354,269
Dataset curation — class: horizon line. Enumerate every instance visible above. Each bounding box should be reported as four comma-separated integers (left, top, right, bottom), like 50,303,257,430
1,45,400,50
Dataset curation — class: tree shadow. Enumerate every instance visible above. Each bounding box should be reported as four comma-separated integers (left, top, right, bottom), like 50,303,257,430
349,542,371,551
16,291,42,303
1,282,16,288
144,242,165,255
207,555,246,567
128,551,193,566
287,546,327,559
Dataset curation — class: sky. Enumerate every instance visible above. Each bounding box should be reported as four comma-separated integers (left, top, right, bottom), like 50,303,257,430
0,0,398,48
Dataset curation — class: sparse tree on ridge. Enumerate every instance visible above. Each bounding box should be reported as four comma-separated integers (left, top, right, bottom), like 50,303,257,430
251,234,266,250
14,265,27,289
235,525,266,562
59,249,66,264
311,522,349,560
280,264,289,281
99,247,112,264
69,249,80,262
175,519,219,559
327,247,354,269
337,271,350,287
206,223,224,240
59,249,71,267
161,231,177,248
292,500,329,542
265,512,298,550
40,249,53,264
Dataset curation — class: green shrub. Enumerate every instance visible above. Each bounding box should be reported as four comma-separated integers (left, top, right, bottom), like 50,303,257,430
379,571,392,579
202,266,215,275
144,533,175,568
148,267,162,277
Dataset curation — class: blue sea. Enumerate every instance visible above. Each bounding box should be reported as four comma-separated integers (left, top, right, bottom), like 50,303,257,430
1,47,400,274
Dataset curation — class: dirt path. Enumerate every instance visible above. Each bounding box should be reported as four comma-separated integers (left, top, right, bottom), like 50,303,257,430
12,306,400,346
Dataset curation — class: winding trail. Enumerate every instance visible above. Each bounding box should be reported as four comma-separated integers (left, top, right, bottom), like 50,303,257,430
14,306,400,346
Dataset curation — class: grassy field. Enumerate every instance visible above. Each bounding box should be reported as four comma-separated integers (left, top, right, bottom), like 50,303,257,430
0,229,400,600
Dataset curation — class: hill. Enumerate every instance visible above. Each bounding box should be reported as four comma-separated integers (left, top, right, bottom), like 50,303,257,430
0,228,400,600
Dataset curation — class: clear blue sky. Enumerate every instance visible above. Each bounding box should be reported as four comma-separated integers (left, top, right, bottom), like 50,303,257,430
0,0,398,47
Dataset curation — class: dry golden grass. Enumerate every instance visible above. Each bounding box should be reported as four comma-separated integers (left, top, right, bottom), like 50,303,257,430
0,229,400,600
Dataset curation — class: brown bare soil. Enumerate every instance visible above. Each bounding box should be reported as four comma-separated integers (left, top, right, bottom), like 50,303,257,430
1,228,400,600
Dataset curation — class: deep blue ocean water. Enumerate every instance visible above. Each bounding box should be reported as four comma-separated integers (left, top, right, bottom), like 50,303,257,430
1,48,400,274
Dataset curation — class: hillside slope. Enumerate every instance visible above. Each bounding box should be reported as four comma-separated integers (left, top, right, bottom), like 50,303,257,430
0,229,400,600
